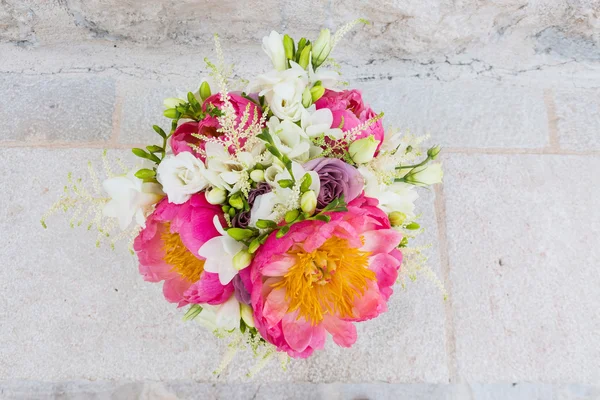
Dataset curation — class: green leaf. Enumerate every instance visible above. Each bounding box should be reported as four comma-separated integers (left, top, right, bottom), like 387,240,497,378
256,219,277,229
240,318,247,334
132,148,151,159
134,169,156,179
153,125,167,138
276,225,290,238
314,214,331,222
266,144,282,158
146,145,163,153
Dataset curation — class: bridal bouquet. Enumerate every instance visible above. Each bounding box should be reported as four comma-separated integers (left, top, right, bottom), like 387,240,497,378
44,21,443,371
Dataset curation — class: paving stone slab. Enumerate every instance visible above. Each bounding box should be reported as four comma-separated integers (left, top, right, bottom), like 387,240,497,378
554,88,600,151
442,153,600,382
0,75,115,143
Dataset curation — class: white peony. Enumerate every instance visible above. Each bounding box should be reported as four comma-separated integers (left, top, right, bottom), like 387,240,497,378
247,62,308,122
262,31,287,71
156,152,209,204
198,216,247,285
102,171,163,230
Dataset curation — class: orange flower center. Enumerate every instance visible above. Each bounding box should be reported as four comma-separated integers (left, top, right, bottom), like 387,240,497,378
161,223,205,283
271,236,375,325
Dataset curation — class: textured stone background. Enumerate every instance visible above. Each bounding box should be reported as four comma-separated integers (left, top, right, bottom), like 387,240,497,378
1,0,600,399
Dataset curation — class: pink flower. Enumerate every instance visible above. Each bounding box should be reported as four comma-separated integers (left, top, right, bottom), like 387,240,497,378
314,89,384,152
133,194,233,307
170,93,262,157
249,195,403,358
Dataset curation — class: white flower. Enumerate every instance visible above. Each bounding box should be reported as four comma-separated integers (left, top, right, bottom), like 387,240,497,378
349,135,379,164
262,31,287,71
204,142,256,193
359,166,419,218
198,216,246,285
308,63,339,89
102,171,163,230
248,62,308,121
404,163,443,186
196,295,241,332
249,162,320,227
156,152,209,204
300,106,343,139
266,116,322,162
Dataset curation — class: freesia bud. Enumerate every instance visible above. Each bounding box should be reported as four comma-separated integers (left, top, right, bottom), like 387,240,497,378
388,211,406,227
284,209,300,223
240,303,255,328
298,43,312,70
427,145,441,160
250,169,265,183
404,163,443,186
302,86,312,108
348,135,379,164
163,97,185,109
300,190,317,215
199,81,212,101
310,85,325,102
206,187,227,205
312,29,332,68
283,34,295,61
228,193,244,209
232,249,252,271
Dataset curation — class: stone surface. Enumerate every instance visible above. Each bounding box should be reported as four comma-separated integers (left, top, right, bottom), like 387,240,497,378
0,148,447,383
359,79,550,149
554,88,600,151
0,75,115,143
443,153,600,383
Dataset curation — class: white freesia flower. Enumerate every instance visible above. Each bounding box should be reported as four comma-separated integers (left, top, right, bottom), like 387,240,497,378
308,62,339,89
156,152,209,204
300,106,343,139
196,295,241,331
404,163,443,186
267,116,322,162
198,216,246,285
262,31,287,71
204,142,257,193
359,166,419,218
102,171,163,230
248,61,308,121
249,162,320,227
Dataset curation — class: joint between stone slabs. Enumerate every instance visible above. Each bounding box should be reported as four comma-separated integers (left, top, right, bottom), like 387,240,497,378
444,147,600,156
543,88,560,151
0,141,139,149
111,80,124,146
433,183,459,383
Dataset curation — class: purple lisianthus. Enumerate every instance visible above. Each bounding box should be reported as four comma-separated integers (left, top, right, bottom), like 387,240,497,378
303,158,364,210
231,182,272,228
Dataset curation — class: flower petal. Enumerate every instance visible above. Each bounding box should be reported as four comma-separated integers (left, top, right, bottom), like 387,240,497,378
360,229,403,254
323,315,357,347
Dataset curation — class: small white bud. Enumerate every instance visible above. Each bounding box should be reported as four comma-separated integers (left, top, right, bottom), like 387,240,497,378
205,187,227,205
163,97,185,109
300,190,317,215
240,303,255,328
349,135,379,164
405,163,443,186
232,249,252,271
250,169,265,183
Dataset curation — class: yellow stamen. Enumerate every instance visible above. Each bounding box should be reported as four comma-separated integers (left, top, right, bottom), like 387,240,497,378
271,236,375,325
161,223,205,282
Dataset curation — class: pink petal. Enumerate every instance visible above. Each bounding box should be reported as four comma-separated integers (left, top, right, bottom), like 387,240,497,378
184,272,234,305
162,277,192,305
323,316,357,347
360,229,403,254
261,255,295,277
282,313,314,353
263,288,289,326
369,253,400,289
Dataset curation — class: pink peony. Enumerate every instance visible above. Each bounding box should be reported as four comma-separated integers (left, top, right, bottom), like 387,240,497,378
170,93,262,157
315,89,384,152
249,195,403,358
134,193,233,307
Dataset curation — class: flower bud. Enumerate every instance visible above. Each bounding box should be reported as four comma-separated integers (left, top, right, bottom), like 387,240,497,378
404,163,443,186
240,303,255,328
312,29,332,68
199,81,212,101
284,209,300,223
206,187,227,205
232,249,252,271
228,193,244,209
302,86,312,108
310,85,325,103
163,97,185,109
388,211,406,227
300,190,317,215
298,43,312,70
348,135,379,164
283,34,295,61
427,145,441,160
250,169,265,183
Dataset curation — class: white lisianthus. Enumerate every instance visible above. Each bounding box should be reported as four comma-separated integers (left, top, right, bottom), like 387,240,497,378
196,295,241,332
247,61,308,121
156,152,209,205
102,171,163,230
198,216,247,285
249,162,320,227
359,166,419,219
262,31,287,71
267,116,322,162
404,163,443,186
